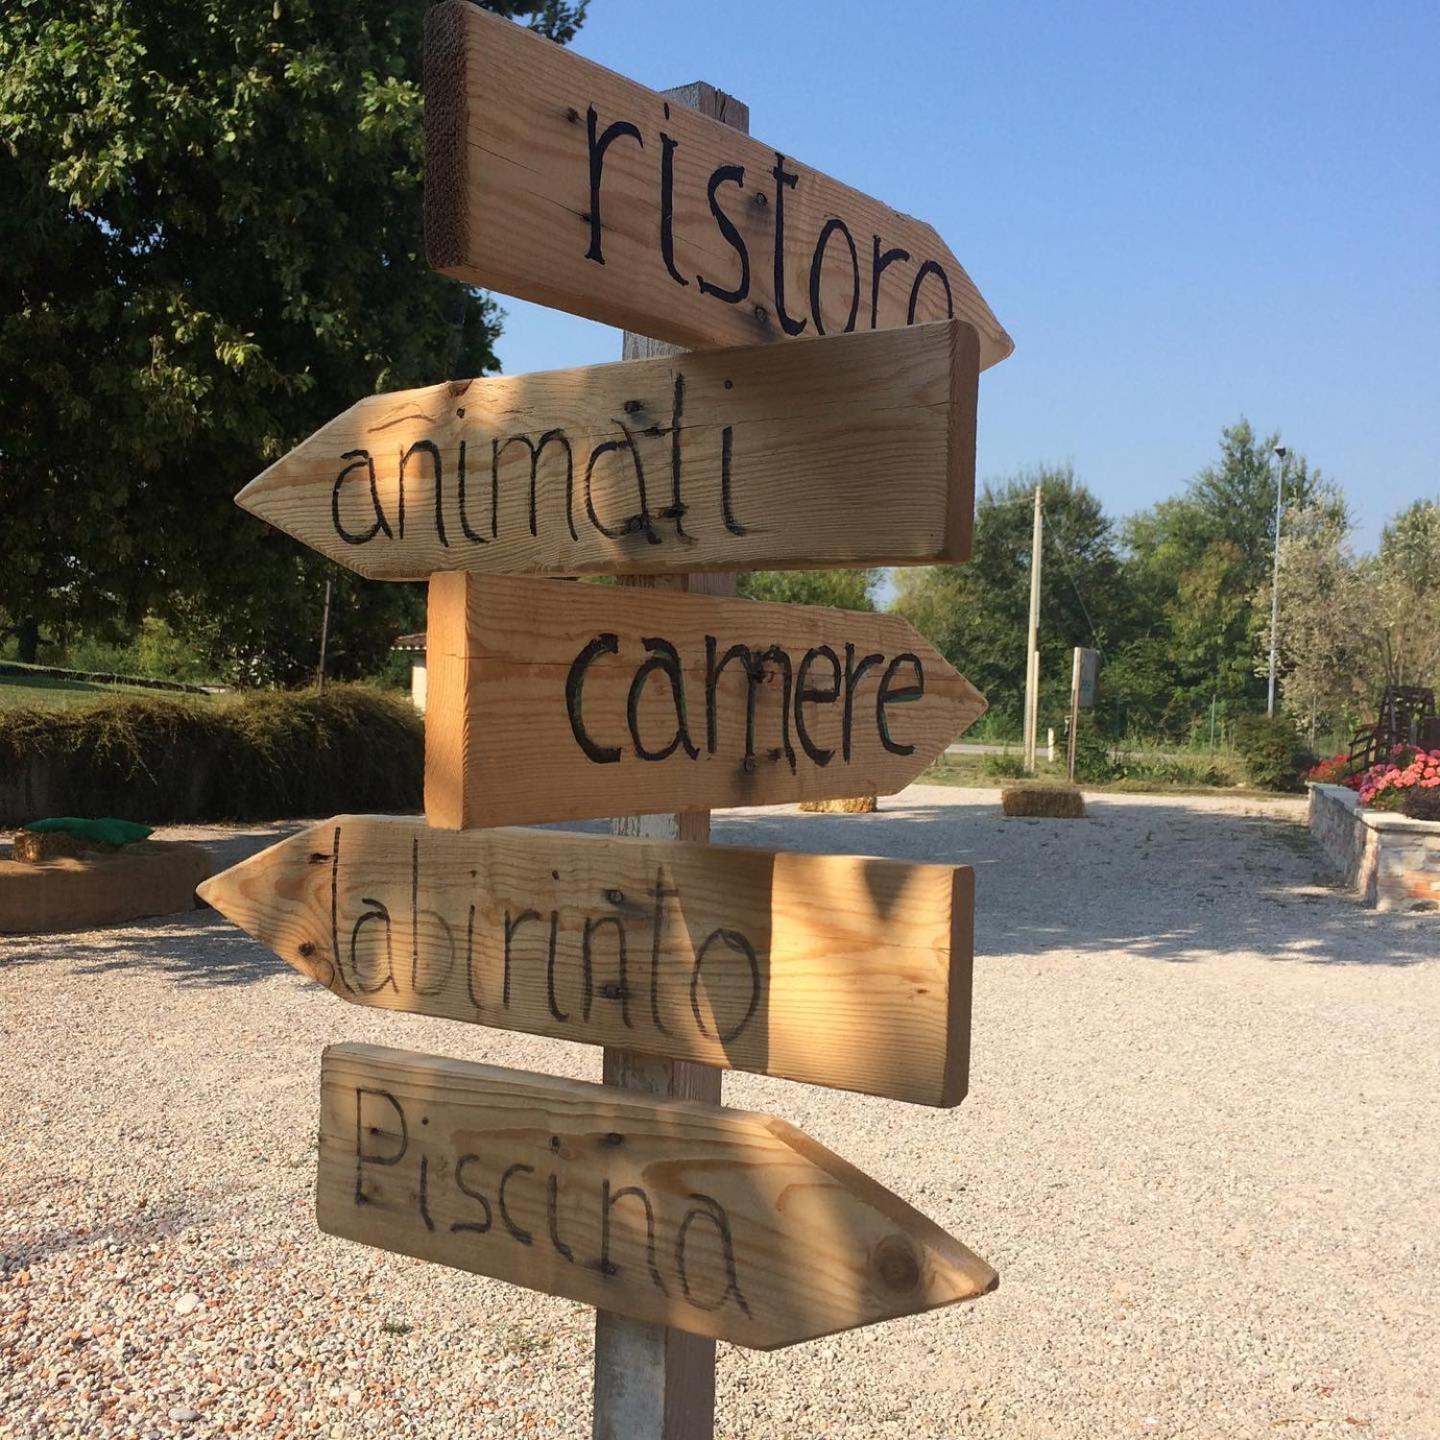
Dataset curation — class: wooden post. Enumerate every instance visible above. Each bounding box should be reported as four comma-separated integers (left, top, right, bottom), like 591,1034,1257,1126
592,80,749,1440
1023,485,1043,771
1066,646,1082,783
316,577,332,693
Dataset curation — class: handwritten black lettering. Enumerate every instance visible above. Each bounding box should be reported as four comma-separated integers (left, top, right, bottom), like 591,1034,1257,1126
585,108,643,265
567,633,622,764
499,1163,535,1245
332,450,392,546
877,652,925,756
795,645,841,766
691,929,761,1045
451,1153,493,1235
770,154,807,336
697,164,749,304
675,1193,751,1315
809,217,860,336
353,1087,407,1206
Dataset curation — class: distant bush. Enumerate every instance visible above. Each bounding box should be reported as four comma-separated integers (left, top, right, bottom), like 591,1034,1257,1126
0,686,421,824
1072,729,1118,783
982,752,1028,779
1232,713,1307,791
1116,755,1230,788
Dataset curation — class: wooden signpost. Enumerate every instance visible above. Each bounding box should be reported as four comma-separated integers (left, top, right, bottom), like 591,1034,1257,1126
201,10,1014,1435
237,320,980,579
424,573,987,828
319,1044,997,1349
423,2,1013,369
197,815,974,1105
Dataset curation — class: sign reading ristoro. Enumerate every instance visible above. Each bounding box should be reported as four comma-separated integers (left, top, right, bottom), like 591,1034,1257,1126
318,1044,997,1350
423,2,1011,369
237,322,979,579
197,817,974,1107
424,575,987,829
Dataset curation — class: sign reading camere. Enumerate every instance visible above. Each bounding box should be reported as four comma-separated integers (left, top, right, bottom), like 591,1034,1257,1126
197,817,974,1106
237,322,979,579
423,1,1011,369
424,575,986,828
319,1044,997,1350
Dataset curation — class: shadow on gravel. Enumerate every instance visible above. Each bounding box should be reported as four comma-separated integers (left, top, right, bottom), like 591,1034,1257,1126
4,910,294,987
2,1202,202,1269
718,796,1437,969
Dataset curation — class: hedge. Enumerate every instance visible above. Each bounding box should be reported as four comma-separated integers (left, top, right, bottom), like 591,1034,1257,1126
0,686,422,825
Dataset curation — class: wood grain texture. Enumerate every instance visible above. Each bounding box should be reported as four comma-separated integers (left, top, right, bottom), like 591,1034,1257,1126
316,1044,998,1350
234,321,978,579
423,575,987,828
421,2,1012,370
195,816,973,1106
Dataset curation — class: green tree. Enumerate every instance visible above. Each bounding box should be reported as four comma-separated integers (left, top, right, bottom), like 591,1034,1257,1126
894,466,1127,728
1121,419,1330,731
0,0,587,679
737,569,878,611
1266,501,1370,743
1373,498,1440,693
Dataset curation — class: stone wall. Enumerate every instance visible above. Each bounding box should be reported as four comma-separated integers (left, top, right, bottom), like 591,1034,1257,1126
1307,783,1440,914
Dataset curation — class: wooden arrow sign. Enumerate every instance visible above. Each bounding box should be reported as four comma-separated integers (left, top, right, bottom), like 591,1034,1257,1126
424,575,987,828
196,816,973,1106
318,1044,997,1349
237,321,978,579
423,2,1012,371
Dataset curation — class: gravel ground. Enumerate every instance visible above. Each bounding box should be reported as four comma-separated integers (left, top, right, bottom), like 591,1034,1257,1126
2,787,1437,1439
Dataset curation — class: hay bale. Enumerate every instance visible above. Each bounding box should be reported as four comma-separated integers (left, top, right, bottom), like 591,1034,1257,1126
797,795,879,815
1000,784,1086,819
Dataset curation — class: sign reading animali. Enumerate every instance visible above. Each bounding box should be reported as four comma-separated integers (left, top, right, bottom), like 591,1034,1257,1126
197,817,974,1106
237,322,979,579
423,1,1011,368
319,1044,998,1350
424,575,987,828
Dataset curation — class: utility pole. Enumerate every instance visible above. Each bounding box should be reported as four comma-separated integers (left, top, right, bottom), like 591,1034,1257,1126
1266,445,1288,716
316,577,333,694
1023,485,1043,770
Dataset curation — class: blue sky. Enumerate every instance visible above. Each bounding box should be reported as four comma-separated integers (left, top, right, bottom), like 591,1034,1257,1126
490,0,1438,552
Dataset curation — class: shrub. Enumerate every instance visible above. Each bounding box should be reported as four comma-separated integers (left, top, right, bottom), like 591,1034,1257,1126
0,685,421,824
1232,713,1308,791
1072,728,1117,783
1307,752,1363,788
1118,756,1229,788
982,752,1028,779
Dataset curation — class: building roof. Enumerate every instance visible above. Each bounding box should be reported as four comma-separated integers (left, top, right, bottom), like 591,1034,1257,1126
390,632,426,653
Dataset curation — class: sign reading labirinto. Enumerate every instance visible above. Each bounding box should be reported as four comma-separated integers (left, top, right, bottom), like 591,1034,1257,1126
197,816,975,1106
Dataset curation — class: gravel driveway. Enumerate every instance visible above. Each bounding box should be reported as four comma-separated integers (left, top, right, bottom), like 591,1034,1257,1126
3,787,1436,1439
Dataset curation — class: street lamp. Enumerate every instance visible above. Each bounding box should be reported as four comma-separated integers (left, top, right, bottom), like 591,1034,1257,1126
1266,444,1288,717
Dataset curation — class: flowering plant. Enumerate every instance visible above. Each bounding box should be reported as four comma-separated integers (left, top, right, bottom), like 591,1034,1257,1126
1306,752,1362,788
1355,745,1440,810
